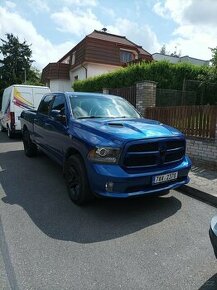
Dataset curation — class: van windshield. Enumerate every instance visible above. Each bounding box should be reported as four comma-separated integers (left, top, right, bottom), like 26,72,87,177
69,94,140,119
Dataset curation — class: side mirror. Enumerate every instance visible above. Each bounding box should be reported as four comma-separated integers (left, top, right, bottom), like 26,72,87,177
50,110,67,124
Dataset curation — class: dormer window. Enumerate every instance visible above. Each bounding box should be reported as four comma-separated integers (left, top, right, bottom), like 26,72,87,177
120,50,135,63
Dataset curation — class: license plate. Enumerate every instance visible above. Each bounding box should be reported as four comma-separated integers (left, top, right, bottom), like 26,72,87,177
153,172,178,184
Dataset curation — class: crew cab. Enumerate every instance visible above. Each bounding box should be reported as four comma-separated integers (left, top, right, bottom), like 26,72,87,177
20,92,191,205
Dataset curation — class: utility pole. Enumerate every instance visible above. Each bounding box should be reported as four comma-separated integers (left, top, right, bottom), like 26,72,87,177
24,68,26,84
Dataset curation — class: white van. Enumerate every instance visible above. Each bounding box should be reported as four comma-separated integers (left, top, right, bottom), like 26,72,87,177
0,85,51,138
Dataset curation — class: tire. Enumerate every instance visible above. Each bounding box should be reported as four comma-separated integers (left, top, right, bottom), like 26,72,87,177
0,124,6,132
64,155,94,205
22,129,37,157
7,127,15,138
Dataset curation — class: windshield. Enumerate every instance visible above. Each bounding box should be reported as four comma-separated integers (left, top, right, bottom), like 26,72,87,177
69,94,140,119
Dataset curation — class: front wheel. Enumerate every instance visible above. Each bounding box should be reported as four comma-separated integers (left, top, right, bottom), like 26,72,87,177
64,155,94,205
23,129,37,157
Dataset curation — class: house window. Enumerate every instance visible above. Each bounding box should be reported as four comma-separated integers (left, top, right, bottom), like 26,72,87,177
74,75,78,81
120,50,135,63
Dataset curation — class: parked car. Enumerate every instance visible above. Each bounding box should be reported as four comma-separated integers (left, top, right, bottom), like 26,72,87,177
20,92,192,205
0,84,50,138
210,216,217,258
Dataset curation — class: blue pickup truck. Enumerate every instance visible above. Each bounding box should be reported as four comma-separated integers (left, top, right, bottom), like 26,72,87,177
20,92,191,205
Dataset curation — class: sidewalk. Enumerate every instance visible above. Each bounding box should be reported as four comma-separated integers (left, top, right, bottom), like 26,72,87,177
179,165,217,206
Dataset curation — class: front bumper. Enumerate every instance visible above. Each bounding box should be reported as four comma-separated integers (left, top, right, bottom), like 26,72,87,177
86,155,192,198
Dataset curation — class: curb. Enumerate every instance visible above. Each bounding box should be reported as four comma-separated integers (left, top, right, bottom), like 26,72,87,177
178,185,217,207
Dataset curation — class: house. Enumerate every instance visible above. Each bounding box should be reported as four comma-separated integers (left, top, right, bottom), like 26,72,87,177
152,53,210,66
41,30,153,91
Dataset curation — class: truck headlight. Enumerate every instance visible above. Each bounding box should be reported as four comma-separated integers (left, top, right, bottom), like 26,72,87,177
88,147,121,164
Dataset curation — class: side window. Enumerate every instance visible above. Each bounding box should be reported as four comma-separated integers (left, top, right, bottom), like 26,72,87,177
38,95,53,115
50,94,65,114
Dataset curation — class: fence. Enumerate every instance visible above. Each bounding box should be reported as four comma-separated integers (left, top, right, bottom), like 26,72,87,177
145,105,217,139
109,85,136,106
156,89,197,106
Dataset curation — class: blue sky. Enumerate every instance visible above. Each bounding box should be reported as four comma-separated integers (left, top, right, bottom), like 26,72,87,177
0,0,216,69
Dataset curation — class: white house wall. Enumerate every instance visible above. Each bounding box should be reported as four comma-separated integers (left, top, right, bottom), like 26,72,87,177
86,63,120,78
70,67,87,85
50,79,72,92
70,63,120,87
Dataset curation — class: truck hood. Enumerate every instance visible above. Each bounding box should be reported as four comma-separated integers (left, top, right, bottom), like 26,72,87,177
75,118,183,142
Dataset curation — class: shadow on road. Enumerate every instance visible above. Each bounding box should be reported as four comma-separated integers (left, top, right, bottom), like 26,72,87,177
0,149,182,244
199,273,217,290
0,132,22,143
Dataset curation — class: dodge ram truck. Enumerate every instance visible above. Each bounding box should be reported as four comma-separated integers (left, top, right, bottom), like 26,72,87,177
20,92,191,205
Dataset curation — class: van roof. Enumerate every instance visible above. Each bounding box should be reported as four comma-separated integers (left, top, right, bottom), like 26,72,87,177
8,84,50,89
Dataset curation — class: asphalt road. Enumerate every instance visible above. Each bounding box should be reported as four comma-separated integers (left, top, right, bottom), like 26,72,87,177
0,132,217,290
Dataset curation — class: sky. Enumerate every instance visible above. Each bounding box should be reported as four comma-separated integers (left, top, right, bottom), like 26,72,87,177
0,0,216,70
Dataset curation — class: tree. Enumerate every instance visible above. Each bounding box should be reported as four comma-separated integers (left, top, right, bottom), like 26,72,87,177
160,44,167,55
170,46,181,57
210,47,217,67
0,33,42,105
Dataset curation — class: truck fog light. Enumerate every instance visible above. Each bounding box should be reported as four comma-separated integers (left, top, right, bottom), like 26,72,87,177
105,181,114,192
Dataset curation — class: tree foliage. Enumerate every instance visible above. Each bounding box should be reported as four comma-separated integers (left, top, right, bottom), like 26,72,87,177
160,45,166,55
73,61,210,92
0,34,42,105
210,47,217,67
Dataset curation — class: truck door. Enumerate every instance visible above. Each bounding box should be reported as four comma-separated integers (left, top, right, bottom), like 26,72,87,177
43,94,69,163
34,94,54,148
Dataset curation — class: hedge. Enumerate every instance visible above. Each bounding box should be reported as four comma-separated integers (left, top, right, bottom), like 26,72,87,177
73,61,210,92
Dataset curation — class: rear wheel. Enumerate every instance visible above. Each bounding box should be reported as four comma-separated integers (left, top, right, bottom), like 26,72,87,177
0,124,6,132
64,155,94,205
23,129,37,157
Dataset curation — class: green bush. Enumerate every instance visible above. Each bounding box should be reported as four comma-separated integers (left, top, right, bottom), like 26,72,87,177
73,61,210,92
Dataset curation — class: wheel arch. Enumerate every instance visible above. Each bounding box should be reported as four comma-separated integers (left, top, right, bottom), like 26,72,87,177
22,124,28,132
63,146,86,173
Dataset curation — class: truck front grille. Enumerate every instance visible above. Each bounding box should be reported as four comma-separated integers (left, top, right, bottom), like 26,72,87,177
123,139,185,168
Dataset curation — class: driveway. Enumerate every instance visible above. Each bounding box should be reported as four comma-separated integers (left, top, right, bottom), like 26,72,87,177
0,133,216,289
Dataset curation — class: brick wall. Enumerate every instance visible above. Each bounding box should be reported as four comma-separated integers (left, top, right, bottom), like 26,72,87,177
136,81,156,115
186,138,217,169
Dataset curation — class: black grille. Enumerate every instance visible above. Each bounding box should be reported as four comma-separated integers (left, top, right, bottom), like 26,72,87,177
123,139,185,168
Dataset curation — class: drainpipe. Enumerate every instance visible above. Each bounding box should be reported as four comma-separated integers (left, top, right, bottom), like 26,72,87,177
81,64,87,79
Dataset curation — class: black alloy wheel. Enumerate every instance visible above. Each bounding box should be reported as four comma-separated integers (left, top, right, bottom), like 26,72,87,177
64,155,93,205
